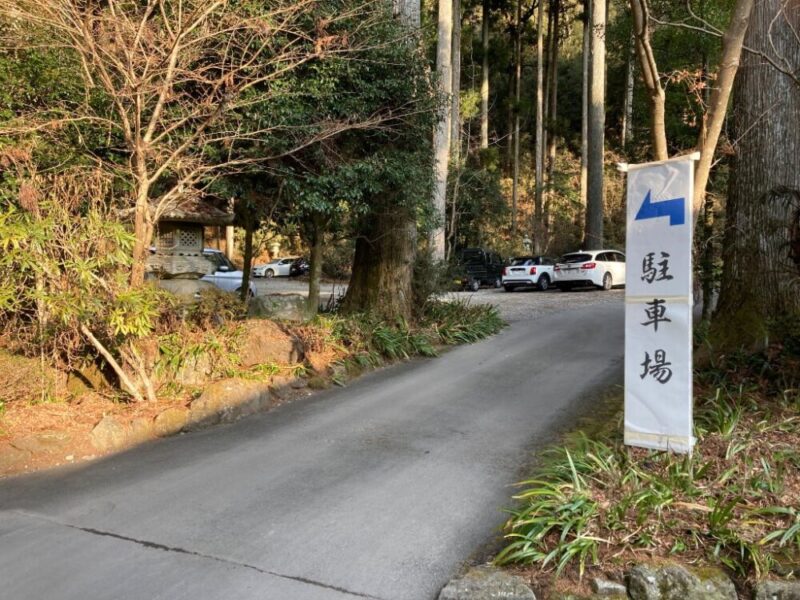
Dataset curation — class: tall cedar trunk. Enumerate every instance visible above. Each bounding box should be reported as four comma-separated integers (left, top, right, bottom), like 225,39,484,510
533,0,545,253
393,0,420,27
621,33,635,147
580,0,589,211
630,0,667,161
239,214,254,303
712,0,800,350
451,0,462,161
341,206,416,320
585,0,605,249
544,0,559,243
344,0,420,320
511,0,522,236
431,0,453,260
480,0,490,150
306,213,324,317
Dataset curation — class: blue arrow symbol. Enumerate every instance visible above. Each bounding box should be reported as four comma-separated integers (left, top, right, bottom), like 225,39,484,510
635,190,685,226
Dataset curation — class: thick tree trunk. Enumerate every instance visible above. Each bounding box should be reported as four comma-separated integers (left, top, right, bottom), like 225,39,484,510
451,0,462,161
511,0,522,237
580,0,589,210
431,0,453,261
533,0,546,253
341,206,416,320
307,213,324,317
544,0,559,241
712,0,800,350
585,0,605,249
630,0,667,161
480,0,490,150
393,0,420,27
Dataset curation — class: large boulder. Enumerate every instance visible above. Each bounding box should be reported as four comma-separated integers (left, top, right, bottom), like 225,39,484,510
627,564,736,600
175,352,214,387
438,566,536,600
250,294,307,322
238,320,303,368
90,416,128,451
153,407,190,437
188,378,270,429
755,580,800,600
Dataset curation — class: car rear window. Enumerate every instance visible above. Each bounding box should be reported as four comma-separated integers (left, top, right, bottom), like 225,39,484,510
559,253,592,264
510,257,534,266
459,250,485,264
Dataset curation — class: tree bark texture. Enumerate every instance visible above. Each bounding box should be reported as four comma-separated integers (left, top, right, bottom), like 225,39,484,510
451,0,462,161
533,0,546,253
629,0,668,161
511,0,522,237
480,0,490,150
580,0,589,210
544,0,560,239
585,0,605,249
341,206,416,320
713,0,800,350
393,0,421,27
431,0,453,261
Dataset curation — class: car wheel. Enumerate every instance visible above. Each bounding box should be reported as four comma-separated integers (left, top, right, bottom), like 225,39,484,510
265,269,275,279
470,279,480,292
601,272,612,291
537,275,550,291
504,285,514,292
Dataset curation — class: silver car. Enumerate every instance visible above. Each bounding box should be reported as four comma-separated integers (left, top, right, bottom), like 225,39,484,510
252,257,296,278
202,249,257,297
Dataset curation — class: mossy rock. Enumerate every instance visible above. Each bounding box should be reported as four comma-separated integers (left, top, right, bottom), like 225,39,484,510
628,564,736,600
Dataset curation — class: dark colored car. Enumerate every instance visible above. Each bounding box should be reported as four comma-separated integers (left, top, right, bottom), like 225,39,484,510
289,257,310,277
453,248,505,292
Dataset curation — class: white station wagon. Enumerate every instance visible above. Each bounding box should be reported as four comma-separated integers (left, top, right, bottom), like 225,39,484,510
553,249,626,291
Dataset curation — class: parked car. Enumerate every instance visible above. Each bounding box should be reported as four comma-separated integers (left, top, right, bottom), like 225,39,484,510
202,248,257,297
553,249,626,291
252,257,296,278
289,257,310,277
453,248,505,292
502,256,556,292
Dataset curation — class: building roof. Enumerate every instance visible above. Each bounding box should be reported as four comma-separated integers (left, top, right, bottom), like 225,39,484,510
154,195,234,226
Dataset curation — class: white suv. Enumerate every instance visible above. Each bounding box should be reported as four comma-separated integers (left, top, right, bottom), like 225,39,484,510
553,250,626,291
502,256,556,291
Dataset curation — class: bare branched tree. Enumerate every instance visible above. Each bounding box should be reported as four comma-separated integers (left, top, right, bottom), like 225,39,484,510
0,0,417,286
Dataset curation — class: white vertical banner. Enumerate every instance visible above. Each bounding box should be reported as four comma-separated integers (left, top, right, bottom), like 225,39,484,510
624,155,696,453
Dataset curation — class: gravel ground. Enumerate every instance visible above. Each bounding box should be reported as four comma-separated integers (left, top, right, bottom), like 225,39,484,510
447,286,625,322
253,276,625,323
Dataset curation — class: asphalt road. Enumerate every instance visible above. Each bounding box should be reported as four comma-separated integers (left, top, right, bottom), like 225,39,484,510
0,299,624,600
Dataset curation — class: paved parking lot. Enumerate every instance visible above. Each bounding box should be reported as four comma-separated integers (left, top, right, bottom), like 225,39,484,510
253,276,625,323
